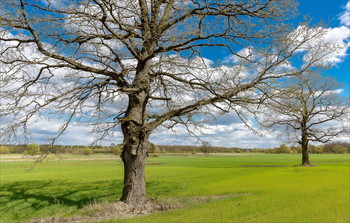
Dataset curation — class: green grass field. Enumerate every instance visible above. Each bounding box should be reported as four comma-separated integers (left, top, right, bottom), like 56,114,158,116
0,153,349,223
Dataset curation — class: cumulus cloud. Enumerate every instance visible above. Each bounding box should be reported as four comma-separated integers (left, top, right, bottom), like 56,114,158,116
290,25,350,65
26,116,124,145
339,1,350,26
223,47,255,64
149,112,287,149
322,26,350,63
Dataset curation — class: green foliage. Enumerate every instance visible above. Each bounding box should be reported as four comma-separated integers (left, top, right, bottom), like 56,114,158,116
292,146,302,153
331,146,347,154
23,143,40,156
148,142,160,156
80,147,93,156
112,145,123,155
309,145,324,154
148,143,159,154
0,146,10,154
277,144,292,154
324,142,350,153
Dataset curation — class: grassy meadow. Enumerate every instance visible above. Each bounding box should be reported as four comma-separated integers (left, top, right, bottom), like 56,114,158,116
0,153,349,223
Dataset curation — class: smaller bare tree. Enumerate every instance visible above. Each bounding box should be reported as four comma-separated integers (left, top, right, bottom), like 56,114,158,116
257,72,349,166
200,141,211,155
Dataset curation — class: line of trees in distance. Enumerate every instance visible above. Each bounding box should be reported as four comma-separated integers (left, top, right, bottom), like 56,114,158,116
1,142,349,155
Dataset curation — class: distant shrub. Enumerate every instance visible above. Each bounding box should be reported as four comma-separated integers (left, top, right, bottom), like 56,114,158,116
150,153,160,157
278,144,292,154
292,146,302,154
148,143,159,153
148,142,160,156
331,146,347,154
309,145,323,154
81,147,93,155
174,149,181,153
23,144,41,156
0,146,10,154
93,148,112,154
54,145,69,154
112,145,123,155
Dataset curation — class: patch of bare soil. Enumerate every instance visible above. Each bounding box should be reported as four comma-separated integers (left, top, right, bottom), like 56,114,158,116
145,162,167,165
29,193,250,223
240,165,290,167
164,193,251,210
292,164,317,167
29,199,171,223
189,193,251,203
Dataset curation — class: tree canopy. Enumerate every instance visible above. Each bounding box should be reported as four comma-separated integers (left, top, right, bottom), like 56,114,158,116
0,0,342,204
257,72,349,165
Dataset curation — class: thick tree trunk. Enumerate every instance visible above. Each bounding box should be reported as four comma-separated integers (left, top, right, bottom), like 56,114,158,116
119,92,150,205
301,128,310,166
119,60,151,205
120,136,148,204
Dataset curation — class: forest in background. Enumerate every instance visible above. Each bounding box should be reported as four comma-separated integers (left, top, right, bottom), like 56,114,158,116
1,142,349,155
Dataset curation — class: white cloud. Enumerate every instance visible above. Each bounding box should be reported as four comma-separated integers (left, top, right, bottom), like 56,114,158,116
290,25,350,65
322,26,350,64
339,1,350,26
326,88,344,95
223,47,255,64
149,114,287,149
25,116,124,145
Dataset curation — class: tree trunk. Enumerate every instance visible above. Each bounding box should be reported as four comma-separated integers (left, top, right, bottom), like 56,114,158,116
119,60,151,205
301,128,310,166
119,98,150,204
120,135,148,204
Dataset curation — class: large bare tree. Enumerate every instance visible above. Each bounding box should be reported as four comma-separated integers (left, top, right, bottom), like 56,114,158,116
257,72,349,166
0,0,337,204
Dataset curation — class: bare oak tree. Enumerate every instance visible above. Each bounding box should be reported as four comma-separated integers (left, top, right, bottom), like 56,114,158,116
257,72,349,166
0,0,336,204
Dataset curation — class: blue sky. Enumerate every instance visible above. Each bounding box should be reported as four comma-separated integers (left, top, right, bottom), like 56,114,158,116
148,0,350,149
2,0,350,148
298,0,350,97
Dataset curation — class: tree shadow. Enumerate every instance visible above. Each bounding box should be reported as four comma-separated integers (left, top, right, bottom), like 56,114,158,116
0,180,123,214
0,179,171,222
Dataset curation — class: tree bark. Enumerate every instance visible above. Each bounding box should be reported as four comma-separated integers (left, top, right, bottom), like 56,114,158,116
119,60,151,205
120,134,148,204
119,101,150,204
301,127,310,166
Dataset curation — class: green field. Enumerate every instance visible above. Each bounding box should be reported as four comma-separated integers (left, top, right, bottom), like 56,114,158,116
0,153,349,223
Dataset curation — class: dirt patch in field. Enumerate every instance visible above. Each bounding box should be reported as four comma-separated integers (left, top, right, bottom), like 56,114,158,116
29,199,171,223
164,193,251,210
292,164,317,167
29,193,250,223
190,193,251,202
146,162,167,165
240,164,290,167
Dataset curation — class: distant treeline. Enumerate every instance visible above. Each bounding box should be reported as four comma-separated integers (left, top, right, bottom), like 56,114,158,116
0,142,349,155
157,143,350,154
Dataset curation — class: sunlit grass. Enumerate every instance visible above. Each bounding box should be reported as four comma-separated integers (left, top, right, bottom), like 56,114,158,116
0,153,349,222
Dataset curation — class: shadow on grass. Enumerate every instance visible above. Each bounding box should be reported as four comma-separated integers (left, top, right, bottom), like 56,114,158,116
0,179,174,221
0,180,122,214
